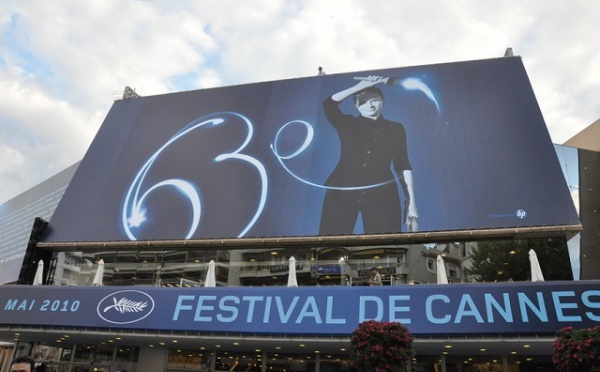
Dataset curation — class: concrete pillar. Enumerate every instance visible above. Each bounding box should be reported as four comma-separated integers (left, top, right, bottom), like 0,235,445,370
210,351,216,372
137,347,168,372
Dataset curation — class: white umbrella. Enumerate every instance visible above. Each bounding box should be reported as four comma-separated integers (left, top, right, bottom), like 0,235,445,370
92,259,105,286
529,249,545,282
436,255,448,284
32,260,44,285
204,260,216,287
287,256,298,287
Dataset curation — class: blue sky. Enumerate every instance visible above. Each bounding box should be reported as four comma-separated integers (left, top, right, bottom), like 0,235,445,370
1,0,599,204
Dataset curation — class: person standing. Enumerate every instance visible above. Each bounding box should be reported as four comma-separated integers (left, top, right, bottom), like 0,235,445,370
319,75,418,234
368,267,382,286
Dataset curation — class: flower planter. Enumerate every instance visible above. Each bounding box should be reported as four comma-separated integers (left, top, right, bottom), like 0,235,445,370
350,320,413,372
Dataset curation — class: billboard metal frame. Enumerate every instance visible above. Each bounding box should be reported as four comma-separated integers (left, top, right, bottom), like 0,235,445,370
37,224,581,252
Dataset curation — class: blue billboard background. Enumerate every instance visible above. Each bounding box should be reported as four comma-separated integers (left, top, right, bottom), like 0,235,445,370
1,282,599,336
44,57,579,242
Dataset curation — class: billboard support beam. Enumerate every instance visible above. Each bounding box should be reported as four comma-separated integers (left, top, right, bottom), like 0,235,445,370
16,217,49,284
37,224,582,252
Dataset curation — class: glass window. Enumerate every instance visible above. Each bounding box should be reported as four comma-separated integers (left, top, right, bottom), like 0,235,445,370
69,243,474,288
13,342,33,358
115,346,139,372
427,258,435,273
265,352,315,372
72,343,114,364
167,348,211,371
44,365,70,372
448,264,459,278
32,343,65,362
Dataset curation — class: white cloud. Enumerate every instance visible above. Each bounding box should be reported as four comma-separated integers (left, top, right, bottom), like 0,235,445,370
1,0,600,203
0,66,97,202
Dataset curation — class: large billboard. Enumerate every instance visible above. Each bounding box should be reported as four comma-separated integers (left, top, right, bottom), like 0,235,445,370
43,57,579,243
1,281,599,336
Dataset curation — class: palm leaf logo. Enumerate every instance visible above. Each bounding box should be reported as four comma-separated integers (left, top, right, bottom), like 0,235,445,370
103,297,148,314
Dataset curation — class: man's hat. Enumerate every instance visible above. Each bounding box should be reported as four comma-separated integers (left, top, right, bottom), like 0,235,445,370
354,87,384,105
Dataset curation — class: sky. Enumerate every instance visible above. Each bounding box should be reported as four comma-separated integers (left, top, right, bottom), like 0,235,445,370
1,0,599,204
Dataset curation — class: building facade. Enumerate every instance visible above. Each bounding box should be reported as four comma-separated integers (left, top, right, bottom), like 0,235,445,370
1,57,598,372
